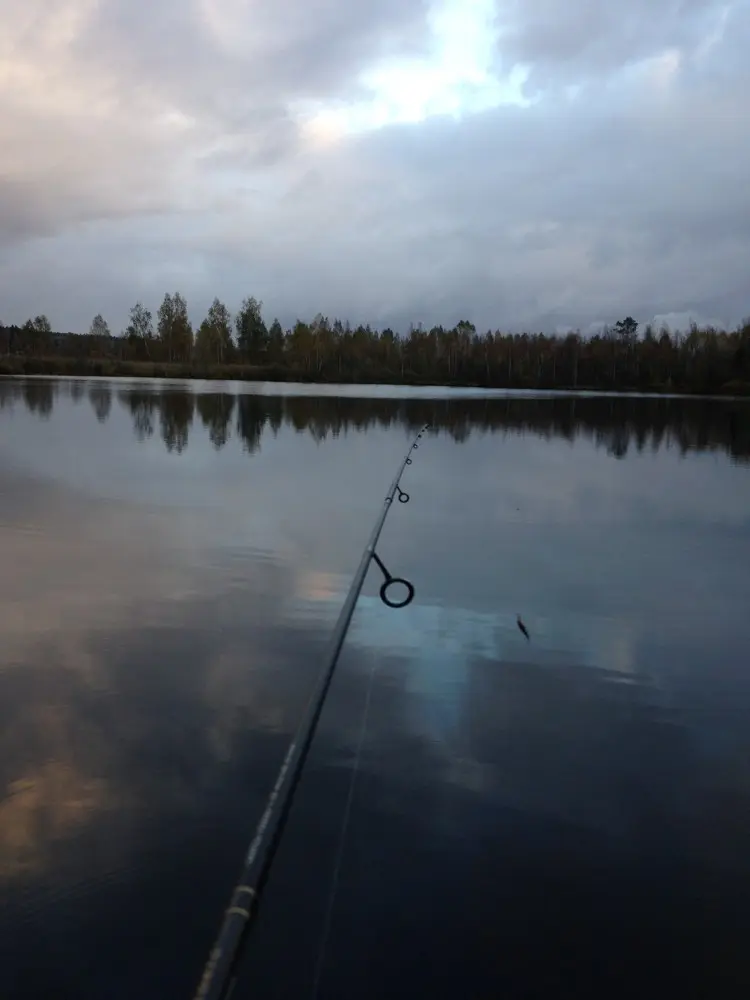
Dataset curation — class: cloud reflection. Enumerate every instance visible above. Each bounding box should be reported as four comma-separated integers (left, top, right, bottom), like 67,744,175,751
0,472,335,886
0,380,749,998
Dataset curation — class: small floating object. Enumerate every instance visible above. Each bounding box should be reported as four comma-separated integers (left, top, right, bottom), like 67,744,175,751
516,614,530,641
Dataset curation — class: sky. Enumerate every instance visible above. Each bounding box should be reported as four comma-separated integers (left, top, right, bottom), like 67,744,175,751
1,0,749,335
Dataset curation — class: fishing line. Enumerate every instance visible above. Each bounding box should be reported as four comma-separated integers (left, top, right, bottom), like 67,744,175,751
310,647,379,1000
194,424,429,1000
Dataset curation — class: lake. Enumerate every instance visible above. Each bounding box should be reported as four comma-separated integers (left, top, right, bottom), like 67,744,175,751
1,378,750,999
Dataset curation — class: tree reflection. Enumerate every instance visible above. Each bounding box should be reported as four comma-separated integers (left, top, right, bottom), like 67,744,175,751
159,391,194,454
196,394,235,450
22,380,55,418
266,396,284,436
88,384,112,424
10,382,750,465
236,395,267,455
119,390,157,441
70,380,86,403
0,380,21,411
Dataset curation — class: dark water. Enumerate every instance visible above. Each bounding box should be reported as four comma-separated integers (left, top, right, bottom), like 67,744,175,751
1,378,750,1000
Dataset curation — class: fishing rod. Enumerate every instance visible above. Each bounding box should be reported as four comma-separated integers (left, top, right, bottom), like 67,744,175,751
194,424,429,1000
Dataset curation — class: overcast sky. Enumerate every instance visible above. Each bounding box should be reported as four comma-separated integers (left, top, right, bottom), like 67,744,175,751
1,0,749,335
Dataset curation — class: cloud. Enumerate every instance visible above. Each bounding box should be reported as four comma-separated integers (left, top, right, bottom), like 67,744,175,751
495,0,729,90
0,0,748,332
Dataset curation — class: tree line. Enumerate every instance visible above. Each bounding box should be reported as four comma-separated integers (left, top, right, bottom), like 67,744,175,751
1,297,750,394
2,379,748,464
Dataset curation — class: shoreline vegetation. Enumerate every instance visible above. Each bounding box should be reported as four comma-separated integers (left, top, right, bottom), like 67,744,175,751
2,354,750,397
2,298,750,395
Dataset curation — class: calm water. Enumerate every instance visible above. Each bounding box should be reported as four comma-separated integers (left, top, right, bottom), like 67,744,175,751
1,378,750,999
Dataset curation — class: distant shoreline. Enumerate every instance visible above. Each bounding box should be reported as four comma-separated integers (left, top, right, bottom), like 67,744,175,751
2,356,750,396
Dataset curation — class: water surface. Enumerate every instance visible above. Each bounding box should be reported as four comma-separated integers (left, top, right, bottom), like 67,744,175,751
1,378,750,999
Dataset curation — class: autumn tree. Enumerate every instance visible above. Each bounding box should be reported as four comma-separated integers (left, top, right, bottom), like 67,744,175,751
158,292,193,363
8,290,750,393
614,316,638,343
20,315,52,356
290,319,314,371
33,314,52,334
236,296,268,360
267,318,285,361
89,314,110,356
195,298,233,364
90,314,109,338
126,302,154,359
